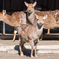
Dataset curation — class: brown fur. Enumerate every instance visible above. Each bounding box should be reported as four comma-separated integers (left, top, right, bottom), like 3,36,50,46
25,2,37,26
1,10,26,27
12,11,26,41
13,1,37,41
35,10,59,29
17,15,45,57
0,10,26,41
35,10,59,34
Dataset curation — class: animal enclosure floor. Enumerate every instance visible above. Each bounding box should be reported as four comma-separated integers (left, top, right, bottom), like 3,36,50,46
0,40,59,58
0,33,59,39
0,40,59,46
0,52,59,59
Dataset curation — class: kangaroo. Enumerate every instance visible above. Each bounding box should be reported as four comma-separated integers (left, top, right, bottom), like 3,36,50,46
17,14,47,57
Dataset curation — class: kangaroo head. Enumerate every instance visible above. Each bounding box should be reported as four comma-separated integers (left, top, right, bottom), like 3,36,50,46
24,1,37,14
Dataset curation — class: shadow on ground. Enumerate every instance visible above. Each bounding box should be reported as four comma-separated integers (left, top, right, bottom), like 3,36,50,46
14,45,37,57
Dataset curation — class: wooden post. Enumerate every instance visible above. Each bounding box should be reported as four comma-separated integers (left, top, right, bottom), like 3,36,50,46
3,22,5,34
3,0,5,34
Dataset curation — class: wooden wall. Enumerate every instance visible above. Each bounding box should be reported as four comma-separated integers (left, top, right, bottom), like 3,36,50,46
0,0,3,11
37,0,59,10
0,0,59,12
4,0,59,11
0,0,59,33
3,0,30,11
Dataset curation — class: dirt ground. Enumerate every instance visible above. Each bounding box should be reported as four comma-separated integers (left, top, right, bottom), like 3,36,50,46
0,39,59,59
0,52,59,59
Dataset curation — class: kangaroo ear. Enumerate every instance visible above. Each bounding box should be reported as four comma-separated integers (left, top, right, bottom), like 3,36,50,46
35,14,38,19
43,15,47,20
3,10,6,16
24,1,28,7
33,1,37,7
